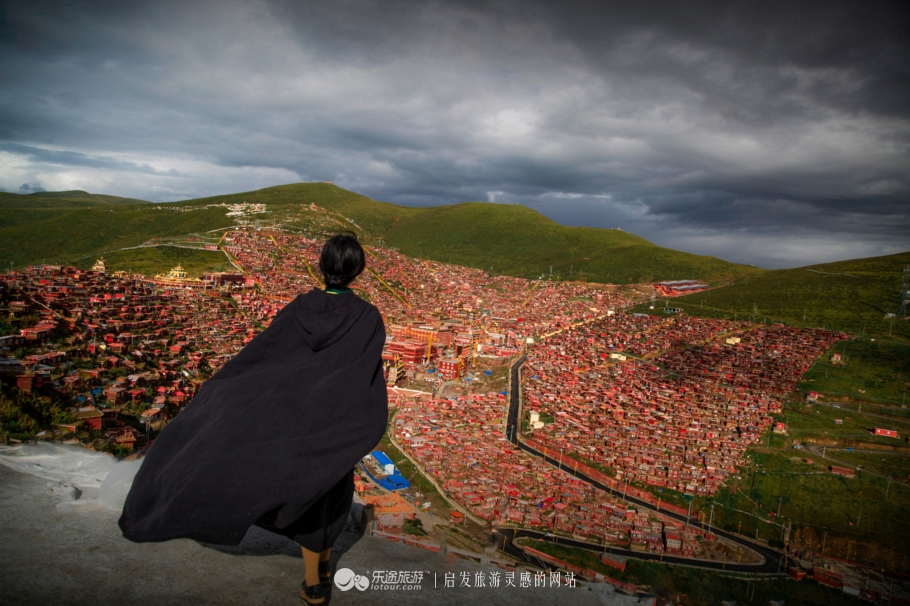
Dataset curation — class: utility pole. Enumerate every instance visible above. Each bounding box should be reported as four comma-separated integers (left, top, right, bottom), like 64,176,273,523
707,504,715,535
886,476,892,500
822,531,827,554
899,265,909,318
778,497,783,518
686,500,692,529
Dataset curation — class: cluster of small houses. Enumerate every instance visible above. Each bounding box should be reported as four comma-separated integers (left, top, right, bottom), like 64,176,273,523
0,263,260,448
392,391,712,555
524,318,844,496
208,229,633,383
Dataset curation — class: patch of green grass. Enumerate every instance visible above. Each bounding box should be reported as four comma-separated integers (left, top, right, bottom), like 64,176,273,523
800,339,910,405
782,400,910,444
402,518,428,537
704,408,910,553
664,252,910,339
22,190,149,205
380,201,760,285
0,205,233,268
0,382,74,442
0,208,78,229
0,191,134,209
836,451,910,479
72,246,232,278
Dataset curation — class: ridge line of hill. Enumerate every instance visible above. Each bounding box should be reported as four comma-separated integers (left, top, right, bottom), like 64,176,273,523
3,183,906,307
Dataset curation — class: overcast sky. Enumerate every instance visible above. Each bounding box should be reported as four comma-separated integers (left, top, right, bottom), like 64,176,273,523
1,0,907,268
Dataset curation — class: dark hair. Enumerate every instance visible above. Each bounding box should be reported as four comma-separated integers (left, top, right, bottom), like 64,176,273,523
318,233,365,289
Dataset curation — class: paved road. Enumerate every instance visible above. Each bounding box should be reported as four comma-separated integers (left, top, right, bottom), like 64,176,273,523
504,355,786,575
803,443,908,482
496,528,776,574
814,401,910,427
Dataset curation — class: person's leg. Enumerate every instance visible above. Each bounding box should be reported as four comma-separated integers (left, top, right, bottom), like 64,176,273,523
302,546,321,587
318,548,332,586
296,470,355,600
295,470,354,557
300,546,326,604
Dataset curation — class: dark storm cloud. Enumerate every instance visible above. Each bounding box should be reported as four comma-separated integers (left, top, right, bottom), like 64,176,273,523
0,143,180,176
0,0,907,267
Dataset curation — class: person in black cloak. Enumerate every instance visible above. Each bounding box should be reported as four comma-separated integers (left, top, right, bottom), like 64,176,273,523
118,234,388,604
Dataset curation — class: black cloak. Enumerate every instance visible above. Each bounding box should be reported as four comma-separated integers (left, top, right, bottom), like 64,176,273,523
119,289,388,545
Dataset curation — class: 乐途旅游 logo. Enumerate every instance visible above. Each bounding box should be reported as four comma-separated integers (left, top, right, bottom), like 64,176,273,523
334,568,370,591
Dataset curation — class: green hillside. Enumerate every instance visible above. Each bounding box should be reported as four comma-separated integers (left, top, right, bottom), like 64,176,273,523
177,181,421,234
27,190,150,205
1,193,108,211
652,252,910,339
0,202,232,268
177,183,759,284
0,182,786,285
379,201,756,284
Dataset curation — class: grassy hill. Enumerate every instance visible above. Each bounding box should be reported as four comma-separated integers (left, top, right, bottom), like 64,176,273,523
0,205,232,269
645,252,910,339
380,201,756,284
27,190,150,206
160,183,760,284
0,182,762,284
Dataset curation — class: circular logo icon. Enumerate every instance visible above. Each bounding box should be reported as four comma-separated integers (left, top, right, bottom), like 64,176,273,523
334,568,370,591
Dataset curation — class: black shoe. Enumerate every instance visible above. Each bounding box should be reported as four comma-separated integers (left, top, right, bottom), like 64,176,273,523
300,581,326,605
319,561,333,588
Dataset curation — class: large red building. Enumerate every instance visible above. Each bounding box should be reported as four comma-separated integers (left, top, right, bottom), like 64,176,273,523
388,340,429,364
438,357,463,380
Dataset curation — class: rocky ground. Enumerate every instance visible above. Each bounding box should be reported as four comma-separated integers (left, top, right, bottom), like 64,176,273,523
0,461,647,605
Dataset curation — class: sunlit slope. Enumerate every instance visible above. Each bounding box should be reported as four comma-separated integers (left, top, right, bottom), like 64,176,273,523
0,191,134,229
667,251,910,338
182,182,422,234
27,190,150,206
72,246,231,278
3,182,759,284
0,191,150,210
0,204,232,267
380,201,762,284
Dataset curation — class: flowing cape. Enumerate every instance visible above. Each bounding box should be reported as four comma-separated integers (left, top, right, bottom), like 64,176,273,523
119,289,388,545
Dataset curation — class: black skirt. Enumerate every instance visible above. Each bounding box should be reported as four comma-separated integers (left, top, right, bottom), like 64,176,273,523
254,470,354,552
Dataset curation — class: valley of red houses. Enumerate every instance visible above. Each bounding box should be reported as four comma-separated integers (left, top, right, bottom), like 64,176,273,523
0,227,844,555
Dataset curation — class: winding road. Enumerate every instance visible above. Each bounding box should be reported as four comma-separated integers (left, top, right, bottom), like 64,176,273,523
503,354,787,574
803,443,909,483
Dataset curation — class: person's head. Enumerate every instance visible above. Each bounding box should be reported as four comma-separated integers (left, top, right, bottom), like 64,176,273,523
318,233,365,289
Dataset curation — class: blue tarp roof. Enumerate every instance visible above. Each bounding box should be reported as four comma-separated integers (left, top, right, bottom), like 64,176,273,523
371,451,394,467
383,475,410,490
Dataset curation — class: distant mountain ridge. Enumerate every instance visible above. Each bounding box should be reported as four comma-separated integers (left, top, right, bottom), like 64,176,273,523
0,182,868,288
664,250,910,339
26,190,150,206
168,182,764,285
